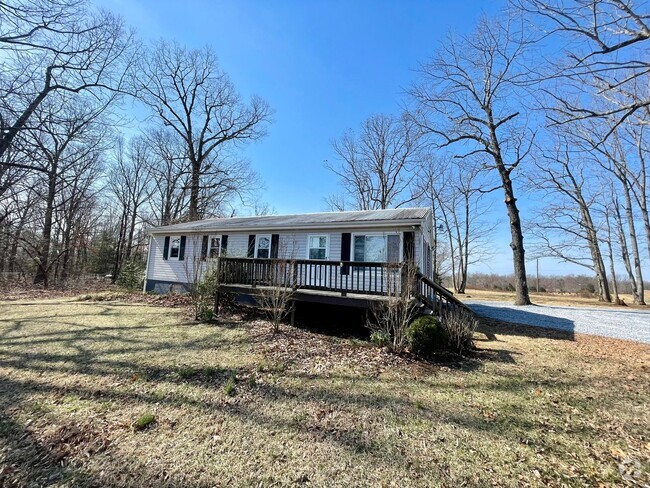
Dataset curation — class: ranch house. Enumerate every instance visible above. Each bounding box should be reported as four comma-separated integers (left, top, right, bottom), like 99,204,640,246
143,208,464,312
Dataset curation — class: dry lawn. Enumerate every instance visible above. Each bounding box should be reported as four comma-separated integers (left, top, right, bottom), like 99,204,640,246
460,288,646,309
0,298,648,487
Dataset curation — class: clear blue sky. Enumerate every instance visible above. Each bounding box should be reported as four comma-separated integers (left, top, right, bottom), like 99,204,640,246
95,0,584,276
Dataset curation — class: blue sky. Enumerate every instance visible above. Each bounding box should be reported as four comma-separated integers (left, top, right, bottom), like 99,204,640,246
95,0,582,275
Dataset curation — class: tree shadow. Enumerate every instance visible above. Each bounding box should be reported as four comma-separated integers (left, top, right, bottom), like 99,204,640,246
0,300,633,485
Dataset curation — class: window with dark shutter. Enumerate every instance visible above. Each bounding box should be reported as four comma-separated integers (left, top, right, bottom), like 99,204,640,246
163,236,170,260
247,235,255,258
341,232,351,275
270,234,279,258
168,236,181,260
201,236,209,260
221,235,228,255
179,236,186,261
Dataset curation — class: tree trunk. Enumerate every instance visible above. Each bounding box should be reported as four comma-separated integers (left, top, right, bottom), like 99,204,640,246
503,189,530,305
33,160,57,287
488,114,531,306
621,181,645,304
580,207,611,302
614,201,640,302
188,159,201,221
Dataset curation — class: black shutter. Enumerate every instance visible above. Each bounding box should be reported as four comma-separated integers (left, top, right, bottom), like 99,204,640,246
201,235,209,260
163,236,170,260
179,235,186,261
247,235,256,258
341,232,351,275
271,234,279,258
403,231,414,264
221,235,228,255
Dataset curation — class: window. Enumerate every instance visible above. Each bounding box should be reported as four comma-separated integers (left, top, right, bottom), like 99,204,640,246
353,234,400,263
308,235,328,260
169,236,181,259
208,235,221,258
255,234,271,259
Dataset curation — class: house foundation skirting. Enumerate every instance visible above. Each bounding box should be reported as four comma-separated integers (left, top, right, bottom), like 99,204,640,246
144,279,191,294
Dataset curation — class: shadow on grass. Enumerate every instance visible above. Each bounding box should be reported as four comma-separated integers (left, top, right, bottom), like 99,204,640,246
0,300,629,486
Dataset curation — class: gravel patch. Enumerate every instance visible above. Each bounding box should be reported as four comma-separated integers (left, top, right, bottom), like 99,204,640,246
466,300,650,344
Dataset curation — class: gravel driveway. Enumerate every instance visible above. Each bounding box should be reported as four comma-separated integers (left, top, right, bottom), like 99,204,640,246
465,300,650,344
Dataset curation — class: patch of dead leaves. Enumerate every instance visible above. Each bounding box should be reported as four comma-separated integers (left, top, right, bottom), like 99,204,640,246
249,323,430,377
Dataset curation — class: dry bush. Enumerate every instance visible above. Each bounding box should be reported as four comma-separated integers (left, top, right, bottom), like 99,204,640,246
368,264,419,353
258,260,296,333
440,307,478,355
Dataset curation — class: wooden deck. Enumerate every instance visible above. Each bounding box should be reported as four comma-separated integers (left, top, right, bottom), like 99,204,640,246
215,257,469,314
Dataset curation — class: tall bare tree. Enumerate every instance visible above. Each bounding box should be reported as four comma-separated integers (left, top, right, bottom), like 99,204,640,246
574,119,647,304
144,128,190,225
106,135,153,281
0,0,132,162
411,16,534,305
517,0,650,139
416,156,495,293
131,41,271,221
527,139,612,301
23,95,108,287
326,113,423,210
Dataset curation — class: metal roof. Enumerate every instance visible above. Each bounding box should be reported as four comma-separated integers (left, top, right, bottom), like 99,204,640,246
149,207,431,234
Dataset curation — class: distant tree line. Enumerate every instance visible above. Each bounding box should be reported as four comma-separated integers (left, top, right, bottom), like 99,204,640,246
325,0,650,305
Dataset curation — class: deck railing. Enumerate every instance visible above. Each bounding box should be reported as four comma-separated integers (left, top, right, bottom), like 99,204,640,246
215,256,469,313
217,257,402,296
414,271,470,314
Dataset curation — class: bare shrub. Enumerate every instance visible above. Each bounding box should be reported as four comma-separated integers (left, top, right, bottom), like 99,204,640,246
440,307,478,355
258,259,296,333
183,241,218,321
367,264,419,353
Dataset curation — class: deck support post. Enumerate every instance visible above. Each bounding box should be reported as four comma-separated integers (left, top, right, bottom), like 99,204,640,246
213,290,220,317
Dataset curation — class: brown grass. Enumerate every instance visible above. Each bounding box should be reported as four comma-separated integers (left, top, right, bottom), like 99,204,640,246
0,298,648,487
460,287,648,309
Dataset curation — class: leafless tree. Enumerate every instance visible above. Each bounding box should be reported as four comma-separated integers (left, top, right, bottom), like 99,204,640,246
410,16,534,305
106,135,154,281
517,0,650,139
416,156,496,292
574,120,647,304
526,138,612,301
0,0,133,163
367,263,420,352
131,41,271,221
143,128,190,226
258,259,297,333
326,112,424,210
22,94,108,287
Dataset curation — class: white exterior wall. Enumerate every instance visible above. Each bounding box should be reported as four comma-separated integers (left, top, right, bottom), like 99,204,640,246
146,226,424,286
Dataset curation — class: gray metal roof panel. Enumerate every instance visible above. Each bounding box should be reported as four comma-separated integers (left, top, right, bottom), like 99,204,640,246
149,207,430,233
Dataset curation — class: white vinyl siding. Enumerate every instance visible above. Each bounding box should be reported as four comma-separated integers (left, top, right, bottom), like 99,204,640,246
146,226,424,286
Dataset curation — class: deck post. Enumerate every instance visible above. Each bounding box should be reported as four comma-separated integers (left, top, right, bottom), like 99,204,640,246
213,257,222,316
213,290,220,317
